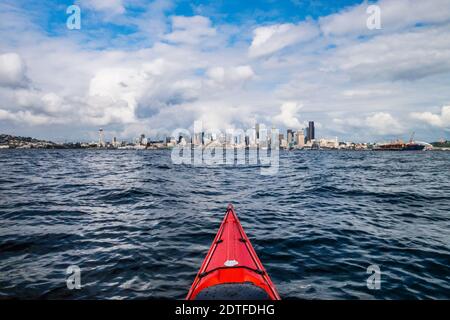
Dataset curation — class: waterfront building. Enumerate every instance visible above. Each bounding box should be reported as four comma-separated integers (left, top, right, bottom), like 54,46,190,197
296,130,305,148
98,128,105,147
257,124,267,147
278,134,284,146
139,134,147,145
193,132,202,145
319,137,339,149
249,126,256,146
307,121,315,142
139,133,147,144
287,129,294,145
255,123,260,141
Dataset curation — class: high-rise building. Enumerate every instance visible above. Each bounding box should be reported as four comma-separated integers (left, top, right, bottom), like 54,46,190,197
193,132,203,145
258,124,268,147
98,128,105,147
296,129,305,148
255,123,260,141
139,134,146,145
287,129,294,145
249,126,256,146
307,121,315,142
278,133,284,145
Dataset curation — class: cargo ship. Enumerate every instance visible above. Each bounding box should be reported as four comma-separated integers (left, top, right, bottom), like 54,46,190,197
374,132,425,151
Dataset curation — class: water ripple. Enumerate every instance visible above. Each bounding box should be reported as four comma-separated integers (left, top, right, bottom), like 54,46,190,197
0,149,449,299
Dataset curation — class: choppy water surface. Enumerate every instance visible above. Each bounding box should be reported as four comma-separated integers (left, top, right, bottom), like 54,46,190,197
0,149,449,299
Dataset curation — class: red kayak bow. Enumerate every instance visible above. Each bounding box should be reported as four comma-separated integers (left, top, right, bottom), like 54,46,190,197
186,204,280,300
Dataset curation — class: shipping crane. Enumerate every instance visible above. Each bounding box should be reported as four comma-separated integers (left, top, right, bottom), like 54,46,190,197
409,131,415,144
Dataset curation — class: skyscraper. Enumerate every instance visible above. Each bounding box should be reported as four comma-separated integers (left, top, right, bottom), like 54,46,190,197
307,121,315,142
98,128,105,147
296,129,305,148
287,129,294,145
139,133,146,145
255,123,260,141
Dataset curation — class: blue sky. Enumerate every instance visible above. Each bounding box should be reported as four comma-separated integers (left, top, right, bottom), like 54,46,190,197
0,0,450,142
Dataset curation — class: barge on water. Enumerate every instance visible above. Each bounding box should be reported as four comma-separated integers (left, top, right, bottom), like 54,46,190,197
374,132,426,151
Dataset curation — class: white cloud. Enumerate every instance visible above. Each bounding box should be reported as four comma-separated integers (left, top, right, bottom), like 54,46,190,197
366,112,403,134
0,108,60,125
163,15,216,45
206,65,254,88
333,112,404,135
0,53,27,88
411,106,450,128
320,0,450,37
273,101,304,129
80,0,125,15
88,67,145,123
320,22,450,83
249,21,319,58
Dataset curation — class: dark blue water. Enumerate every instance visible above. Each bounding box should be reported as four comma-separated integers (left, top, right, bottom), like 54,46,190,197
0,149,449,299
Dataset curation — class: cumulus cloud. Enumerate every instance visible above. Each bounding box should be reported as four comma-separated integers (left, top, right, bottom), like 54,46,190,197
249,21,319,58
320,0,450,37
273,102,304,129
0,108,60,125
326,25,450,82
163,15,216,45
88,67,145,123
205,65,254,88
333,112,404,135
411,106,450,128
80,0,125,15
366,112,403,134
0,53,28,88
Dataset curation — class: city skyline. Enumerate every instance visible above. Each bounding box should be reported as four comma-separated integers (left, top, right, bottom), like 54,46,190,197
45,121,438,148
0,0,450,142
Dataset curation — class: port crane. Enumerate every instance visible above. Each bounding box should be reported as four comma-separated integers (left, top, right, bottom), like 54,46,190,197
409,131,415,144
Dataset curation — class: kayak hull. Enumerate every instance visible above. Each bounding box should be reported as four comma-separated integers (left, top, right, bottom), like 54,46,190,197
186,204,280,300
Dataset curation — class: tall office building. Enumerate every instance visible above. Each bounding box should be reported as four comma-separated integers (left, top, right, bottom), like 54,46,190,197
287,129,294,145
139,133,146,145
98,128,105,147
249,126,256,146
255,123,260,141
307,121,315,142
296,129,305,147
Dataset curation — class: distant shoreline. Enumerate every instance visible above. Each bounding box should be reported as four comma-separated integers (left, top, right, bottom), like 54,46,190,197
1,146,450,151
1,133,449,151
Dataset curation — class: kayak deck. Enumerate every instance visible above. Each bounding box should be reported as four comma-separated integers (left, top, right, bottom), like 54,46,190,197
186,204,280,300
